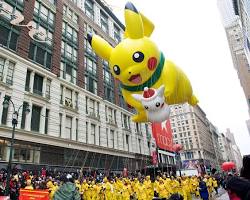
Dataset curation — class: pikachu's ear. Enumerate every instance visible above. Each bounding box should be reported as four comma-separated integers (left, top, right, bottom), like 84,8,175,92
140,12,155,37
124,2,143,39
87,33,113,61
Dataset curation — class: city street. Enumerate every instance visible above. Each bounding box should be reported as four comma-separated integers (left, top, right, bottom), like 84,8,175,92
193,188,229,200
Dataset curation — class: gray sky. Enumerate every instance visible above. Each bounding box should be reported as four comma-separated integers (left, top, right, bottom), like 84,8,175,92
106,0,250,155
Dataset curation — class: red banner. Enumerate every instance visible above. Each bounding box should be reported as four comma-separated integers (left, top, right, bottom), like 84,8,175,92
19,189,49,200
151,151,158,165
151,120,174,151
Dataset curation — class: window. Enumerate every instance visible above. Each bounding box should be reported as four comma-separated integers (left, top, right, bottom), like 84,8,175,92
188,131,191,136
28,43,52,69
0,58,5,81
65,116,72,139
29,1,54,69
60,61,77,84
1,96,10,125
85,56,97,75
84,56,98,94
100,11,108,33
126,135,129,151
86,122,88,143
59,113,62,137
63,5,78,24
33,74,43,96
114,25,121,43
45,79,51,99
135,123,141,133
138,139,141,153
31,105,41,132
91,123,96,145
25,70,31,91
106,128,108,146
75,92,78,110
21,102,29,129
110,130,114,148
45,109,49,134
62,22,78,44
65,88,73,108
84,0,94,20
122,114,130,130
0,13,19,51
76,118,78,141
103,60,114,103
34,1,55,26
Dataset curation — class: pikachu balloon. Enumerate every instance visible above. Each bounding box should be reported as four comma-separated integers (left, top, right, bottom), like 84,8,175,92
88,2,198,123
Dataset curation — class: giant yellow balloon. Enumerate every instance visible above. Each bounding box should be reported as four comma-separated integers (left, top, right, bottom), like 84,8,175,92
88,2,198,123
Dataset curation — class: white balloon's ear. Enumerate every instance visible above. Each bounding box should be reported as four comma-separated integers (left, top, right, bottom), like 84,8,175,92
132,94,143,101
158,85,165,96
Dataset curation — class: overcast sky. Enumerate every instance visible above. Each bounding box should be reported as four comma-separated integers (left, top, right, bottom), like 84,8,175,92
105,0,250,155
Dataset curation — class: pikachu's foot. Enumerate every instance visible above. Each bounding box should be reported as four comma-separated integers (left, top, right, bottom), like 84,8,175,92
188,95,199,106
132,113,147,122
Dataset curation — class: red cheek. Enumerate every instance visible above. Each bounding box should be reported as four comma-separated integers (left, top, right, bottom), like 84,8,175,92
147,57,157,70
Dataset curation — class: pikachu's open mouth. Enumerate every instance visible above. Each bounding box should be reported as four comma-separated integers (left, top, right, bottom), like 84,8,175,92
129,74,142,84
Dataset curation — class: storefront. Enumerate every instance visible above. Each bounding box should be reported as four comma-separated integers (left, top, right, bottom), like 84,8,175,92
0,138,151,173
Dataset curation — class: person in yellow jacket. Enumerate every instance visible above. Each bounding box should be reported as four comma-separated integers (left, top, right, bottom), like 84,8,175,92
24,179,34,190
46,180,56,200
144,176,154,200
114,178,123,200
182,177,192,200
85,181,94,200
75,180,81,193
163,177,173,195
136,181,147,200
103,177,114,200
158,179,170,199
122,181,132,200
212,178,218,195
81,179,89,200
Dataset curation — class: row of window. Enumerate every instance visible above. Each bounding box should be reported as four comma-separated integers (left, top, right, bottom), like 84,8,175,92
83,0,121,42
1,1,120,106
0,57,15,85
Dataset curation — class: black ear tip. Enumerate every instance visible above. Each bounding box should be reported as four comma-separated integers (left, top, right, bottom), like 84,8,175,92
125,2,138,13
87,33,93,44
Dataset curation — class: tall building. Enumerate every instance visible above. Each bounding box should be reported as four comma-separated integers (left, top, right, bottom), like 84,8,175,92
225,129,242,169
218,0,250,129
170,103,219,171
246,119,250,135
218,133,234,162
0,0,154,172
210,123,224,168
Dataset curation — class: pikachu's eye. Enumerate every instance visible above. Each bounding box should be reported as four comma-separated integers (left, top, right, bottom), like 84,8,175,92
133,51,144,63
113,65,120,75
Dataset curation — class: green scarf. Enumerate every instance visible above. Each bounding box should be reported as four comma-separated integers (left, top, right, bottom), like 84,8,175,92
120,52,165,92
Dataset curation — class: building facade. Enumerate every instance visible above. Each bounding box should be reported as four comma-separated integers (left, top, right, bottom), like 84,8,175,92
0,0,154,172
170,103,220,172
218,133,234,162
218,0,250,130
225,129,242,169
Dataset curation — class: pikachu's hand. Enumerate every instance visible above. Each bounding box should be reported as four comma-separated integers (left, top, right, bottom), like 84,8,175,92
164,88,172,99
132,112,147,123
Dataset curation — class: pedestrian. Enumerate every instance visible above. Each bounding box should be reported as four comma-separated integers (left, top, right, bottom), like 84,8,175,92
53,174,81,200
240,155,250,180
226,176,250,200
198,177,209,200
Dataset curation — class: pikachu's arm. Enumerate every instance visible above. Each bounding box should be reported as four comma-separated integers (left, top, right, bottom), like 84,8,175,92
121,89,144,111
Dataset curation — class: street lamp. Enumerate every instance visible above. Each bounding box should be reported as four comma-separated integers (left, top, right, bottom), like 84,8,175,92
3,96,30,196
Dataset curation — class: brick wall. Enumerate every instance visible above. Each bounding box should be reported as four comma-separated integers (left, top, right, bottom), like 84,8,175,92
97,57,104,98
17,0,35,58
77,16,85,88
51,0,63,76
